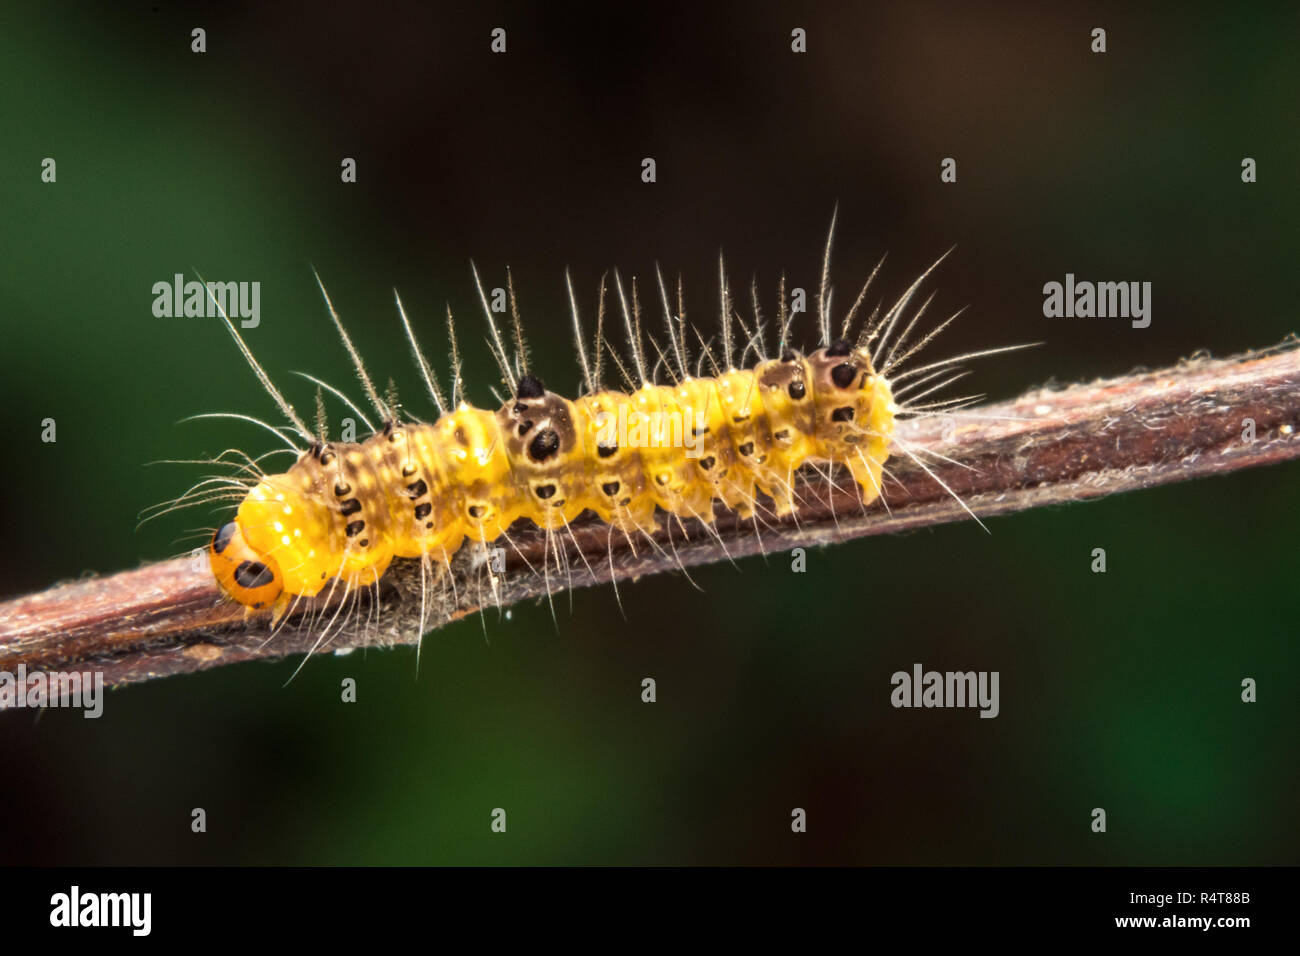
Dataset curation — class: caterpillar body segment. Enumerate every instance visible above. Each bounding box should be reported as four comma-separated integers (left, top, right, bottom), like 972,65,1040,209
209,341,897,612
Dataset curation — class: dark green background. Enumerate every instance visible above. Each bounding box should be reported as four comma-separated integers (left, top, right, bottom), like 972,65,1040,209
1,2,1295,864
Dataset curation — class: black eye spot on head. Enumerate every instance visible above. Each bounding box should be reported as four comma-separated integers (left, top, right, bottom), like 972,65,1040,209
597,442,618,458
320,451,336,467
655,473,669,486
535,483,557,499
699,455,716,470
831,406,855,422
774,428,791,441
827,339,852,357
234,560,274,589
212,523,236,555
517,420,532,437
516,375,545,400
528,427,561,462
468,504,487,519
831,363,857,389
602,481,620,496
738,441,755,456
787,380,806,400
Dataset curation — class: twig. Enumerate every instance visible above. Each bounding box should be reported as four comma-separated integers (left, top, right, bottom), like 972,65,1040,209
1,341,1297,702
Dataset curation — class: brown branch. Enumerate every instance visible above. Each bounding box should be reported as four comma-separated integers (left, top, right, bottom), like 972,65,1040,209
2,341,1298,703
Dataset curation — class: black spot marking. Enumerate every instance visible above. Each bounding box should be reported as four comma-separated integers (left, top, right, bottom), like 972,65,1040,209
602,481,620,496
774,428,791,441
234,560,274,589
346,520,365,537
827,339,852,357
831,363,857,389
319,451,336,467
597,442,617,458
738,441,755,456
425,521,434,529
516,374,545,399
699,455,716,470
212,523,236,555
401,464,417,477
517,420,532,437
618,497,632,506
732,414,750,424
334,482,352,497
528,427,561,462
781,349,798,362
414,502,432,519
655,473,669,486
535,483,557,499
831,406,855,422
406,479,428,498
360,538,369,547
340,498,362,516
787,380,806,400
468,505,486,519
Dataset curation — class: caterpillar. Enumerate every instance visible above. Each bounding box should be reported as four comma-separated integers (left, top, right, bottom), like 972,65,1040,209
184,219,1008,627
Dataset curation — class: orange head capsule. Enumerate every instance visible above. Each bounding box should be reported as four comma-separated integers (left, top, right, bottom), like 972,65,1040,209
209,521,284,609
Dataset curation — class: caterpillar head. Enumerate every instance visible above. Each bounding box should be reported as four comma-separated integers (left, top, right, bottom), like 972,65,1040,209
233,469,342,599
210,521,284,609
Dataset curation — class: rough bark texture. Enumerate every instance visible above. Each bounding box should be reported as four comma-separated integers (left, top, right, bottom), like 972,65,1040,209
1,341,1297,704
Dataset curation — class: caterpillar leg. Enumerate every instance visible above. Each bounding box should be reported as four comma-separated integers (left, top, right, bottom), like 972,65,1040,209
848,451,886,508
268,591,295,626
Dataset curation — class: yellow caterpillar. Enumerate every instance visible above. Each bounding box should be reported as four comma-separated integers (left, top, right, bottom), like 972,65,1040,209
211,344,895,612
196,225,986,621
